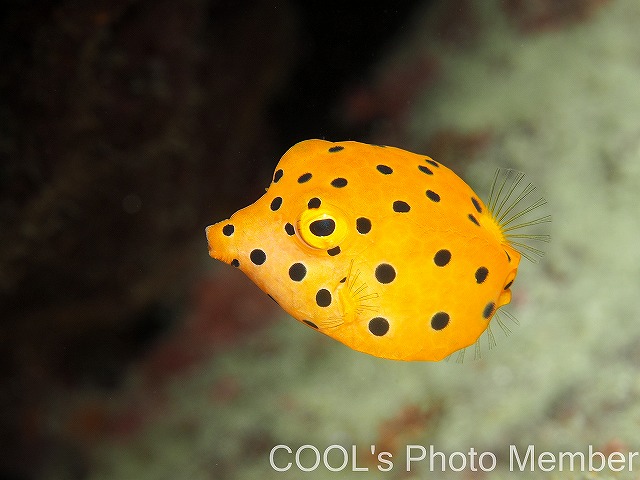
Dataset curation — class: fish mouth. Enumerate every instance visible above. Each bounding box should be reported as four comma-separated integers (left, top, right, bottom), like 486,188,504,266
204,222,238,265
204,224,218,258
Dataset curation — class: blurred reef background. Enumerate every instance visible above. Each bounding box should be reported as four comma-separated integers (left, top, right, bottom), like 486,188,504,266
2,0,640,479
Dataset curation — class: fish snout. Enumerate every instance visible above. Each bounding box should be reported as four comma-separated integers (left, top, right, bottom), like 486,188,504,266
205,221,236,265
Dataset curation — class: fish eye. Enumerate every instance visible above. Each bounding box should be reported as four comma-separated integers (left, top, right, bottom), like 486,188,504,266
297,207,348,249
309,218,335,237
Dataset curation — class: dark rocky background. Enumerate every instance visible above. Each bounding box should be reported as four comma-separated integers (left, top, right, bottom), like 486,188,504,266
0,1,423,478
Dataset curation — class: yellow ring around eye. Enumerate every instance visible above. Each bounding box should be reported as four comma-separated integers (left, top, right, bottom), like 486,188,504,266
298,208,349,249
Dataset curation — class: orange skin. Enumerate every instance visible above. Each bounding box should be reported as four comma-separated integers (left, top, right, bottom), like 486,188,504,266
206,140,520,361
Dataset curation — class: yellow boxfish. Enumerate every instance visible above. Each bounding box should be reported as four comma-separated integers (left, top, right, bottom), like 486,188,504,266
205,140,549,361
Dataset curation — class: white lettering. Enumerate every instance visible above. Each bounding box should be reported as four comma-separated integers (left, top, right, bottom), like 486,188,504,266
378,451,393,472
448,451,467,472
607,451,625,472
296,445,320,472
406,445,426,471
510,444,534,471
478,451,497,471
588,445,605,472
269,445,292,471
467,447,478,471
537,451,555,472
351,445,368,471
323,445,348,472
558,451,584,471
429,445,446,471
270,443,638,473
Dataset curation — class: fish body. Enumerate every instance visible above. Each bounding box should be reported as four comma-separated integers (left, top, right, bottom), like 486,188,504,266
206,139,543,361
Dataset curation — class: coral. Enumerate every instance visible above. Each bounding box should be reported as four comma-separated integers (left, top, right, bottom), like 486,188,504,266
432,0,483,47
421,128,493,172
342,55,440,141
140,273,279,386
502,0,612,32
376,403,443,457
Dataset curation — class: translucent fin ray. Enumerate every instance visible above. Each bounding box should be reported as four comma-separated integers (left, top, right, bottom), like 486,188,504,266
444,308,519,363
488,168,551,262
